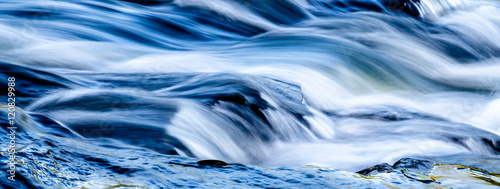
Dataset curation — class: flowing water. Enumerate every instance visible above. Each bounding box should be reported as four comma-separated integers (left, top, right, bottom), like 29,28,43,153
1,0,500,188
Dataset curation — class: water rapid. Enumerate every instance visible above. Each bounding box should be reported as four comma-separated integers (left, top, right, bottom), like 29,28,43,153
1,0,500,187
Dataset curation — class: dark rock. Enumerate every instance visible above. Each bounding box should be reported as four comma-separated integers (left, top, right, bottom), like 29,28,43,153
357,163,394,176
197,160,228,167
168,161,198,167
393,158,434,175
359,158,438,183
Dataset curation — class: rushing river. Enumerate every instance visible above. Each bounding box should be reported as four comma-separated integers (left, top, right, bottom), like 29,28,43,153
1,0,500,188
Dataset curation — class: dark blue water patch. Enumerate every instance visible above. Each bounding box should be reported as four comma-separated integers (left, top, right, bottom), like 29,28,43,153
0,62,78,107
118,0,173,6
29,113,79,138
235,0,310,25
334,0,385,12
2,9,60,18
104,26,169,47
69,121,187,155
382,0,421,17
79,1,123,13
29,90,178,112
79,72,198,91
79,72,307,115
73,72,305,122
482,139,500,154
161,73,268,107
23,88,190,155
140,15,210,41
0,1,244,47
308,0,387,16
0,171,41,189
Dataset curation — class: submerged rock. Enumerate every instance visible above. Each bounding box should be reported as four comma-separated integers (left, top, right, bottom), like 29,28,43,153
358,158,437,183
356,163,394,176
393,158,435,175
430,164,500,187
197,160,228,167
356,157,500,186
168,159,231,168
358,158,435,177
401,169,437,183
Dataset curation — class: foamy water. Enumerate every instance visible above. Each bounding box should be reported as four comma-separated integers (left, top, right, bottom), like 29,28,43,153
1,0,500,187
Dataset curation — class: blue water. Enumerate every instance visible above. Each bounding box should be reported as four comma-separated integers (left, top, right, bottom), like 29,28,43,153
1,0,500,188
